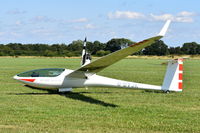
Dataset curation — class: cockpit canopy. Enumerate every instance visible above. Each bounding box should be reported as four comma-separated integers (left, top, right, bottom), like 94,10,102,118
17,68,65,77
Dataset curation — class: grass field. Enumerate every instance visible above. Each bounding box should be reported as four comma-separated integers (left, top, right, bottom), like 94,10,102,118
0,57,200,133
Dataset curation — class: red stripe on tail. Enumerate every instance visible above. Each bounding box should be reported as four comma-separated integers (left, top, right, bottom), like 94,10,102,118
178,82,182,89
179,64,183,71
179,73,183,80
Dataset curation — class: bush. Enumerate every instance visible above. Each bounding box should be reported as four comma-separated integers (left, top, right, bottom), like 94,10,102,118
96,50,111,56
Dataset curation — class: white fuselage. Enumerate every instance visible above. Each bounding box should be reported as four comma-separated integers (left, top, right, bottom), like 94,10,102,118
13,68,162,91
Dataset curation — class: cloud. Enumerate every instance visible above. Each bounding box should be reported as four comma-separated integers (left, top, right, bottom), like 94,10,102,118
108,11,144,19
85,24,95,29
150,14,173,21
0,31,22,38
7,9,26,15
0,32,5,36
69,18,88,23
30,16,55,23
108,10,196,23
15,20,23,26
178,11,196,17
175,17,194,23
10,32,22,37
150,11,196,23
31,28,55,36
73,24,95,30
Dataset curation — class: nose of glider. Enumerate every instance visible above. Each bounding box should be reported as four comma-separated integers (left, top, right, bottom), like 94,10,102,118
13,75,19,81
13,75,36,83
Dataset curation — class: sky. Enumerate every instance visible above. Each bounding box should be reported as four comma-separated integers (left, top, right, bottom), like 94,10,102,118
0,0,200,46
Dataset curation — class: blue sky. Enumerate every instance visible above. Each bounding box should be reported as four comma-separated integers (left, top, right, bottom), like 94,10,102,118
0,0,199,46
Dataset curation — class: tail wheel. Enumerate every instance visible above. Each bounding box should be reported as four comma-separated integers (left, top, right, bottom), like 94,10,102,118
164,90,170,93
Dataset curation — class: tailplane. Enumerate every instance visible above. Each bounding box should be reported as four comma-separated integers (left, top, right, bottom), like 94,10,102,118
162,58,183,92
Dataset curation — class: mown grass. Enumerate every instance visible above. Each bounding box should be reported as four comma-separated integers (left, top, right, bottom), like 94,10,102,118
0,57,200,133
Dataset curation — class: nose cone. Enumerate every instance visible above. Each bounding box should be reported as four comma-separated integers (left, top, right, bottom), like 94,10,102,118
13,75,19,80
13,75,36,83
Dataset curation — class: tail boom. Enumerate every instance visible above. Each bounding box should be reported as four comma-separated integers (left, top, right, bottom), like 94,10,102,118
84,58,183,92
84,75,162,90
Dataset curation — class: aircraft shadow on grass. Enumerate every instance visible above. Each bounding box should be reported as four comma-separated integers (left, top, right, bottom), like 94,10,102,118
11,85,118,108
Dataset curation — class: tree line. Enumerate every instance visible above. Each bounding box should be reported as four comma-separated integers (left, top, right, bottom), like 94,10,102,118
0,38,199,57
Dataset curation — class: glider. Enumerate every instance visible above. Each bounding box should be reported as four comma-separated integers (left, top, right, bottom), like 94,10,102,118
13,20,183,93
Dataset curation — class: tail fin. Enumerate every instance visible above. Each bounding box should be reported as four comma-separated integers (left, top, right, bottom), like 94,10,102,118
162,58,183,92
81,37,91,66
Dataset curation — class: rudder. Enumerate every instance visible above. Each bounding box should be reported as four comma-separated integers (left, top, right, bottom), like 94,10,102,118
161,58,183,92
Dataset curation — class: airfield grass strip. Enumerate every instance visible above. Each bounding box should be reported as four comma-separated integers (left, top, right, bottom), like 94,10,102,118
0,57,199,133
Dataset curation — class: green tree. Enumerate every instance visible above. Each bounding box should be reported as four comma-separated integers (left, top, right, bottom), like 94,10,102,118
143,40,169,56
181,42,200,55
43,50,56,57
67,40,83,53
96,50,111,56
86,41,105,55
105,38,134,52
169,46,184,55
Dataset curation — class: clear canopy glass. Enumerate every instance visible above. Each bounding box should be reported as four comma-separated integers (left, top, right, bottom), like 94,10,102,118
17,68,65,77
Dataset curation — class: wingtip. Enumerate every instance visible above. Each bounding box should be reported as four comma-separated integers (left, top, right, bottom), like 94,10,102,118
158,20,171,37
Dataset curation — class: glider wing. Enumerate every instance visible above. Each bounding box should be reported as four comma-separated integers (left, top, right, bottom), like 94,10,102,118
67,20,171,78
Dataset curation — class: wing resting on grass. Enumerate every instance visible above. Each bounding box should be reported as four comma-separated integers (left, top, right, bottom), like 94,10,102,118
67,20,171,79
